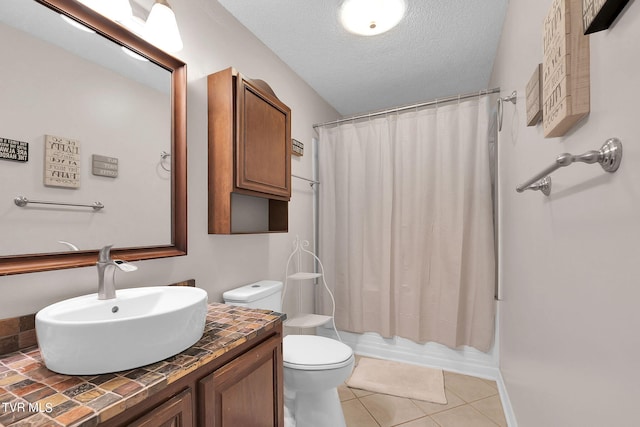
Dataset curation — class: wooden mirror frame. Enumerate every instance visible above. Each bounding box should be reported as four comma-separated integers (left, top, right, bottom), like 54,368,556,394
0,0,187,275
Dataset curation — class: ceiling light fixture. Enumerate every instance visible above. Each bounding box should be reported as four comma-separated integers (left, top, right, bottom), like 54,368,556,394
144,0,183,53
339,0,406,36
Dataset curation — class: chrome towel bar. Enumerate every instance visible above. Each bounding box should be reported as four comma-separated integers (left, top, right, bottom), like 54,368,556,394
292,174,319,187
14,195,104,210
516,138,623,195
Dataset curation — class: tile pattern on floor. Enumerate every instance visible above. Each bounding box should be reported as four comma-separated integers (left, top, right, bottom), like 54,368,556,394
340,363,507,427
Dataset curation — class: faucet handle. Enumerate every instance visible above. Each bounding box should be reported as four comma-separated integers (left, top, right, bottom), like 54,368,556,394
113,260,138,272
98,244,114,263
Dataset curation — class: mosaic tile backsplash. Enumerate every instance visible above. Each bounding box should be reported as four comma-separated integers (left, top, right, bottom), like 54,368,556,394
0,315,37,356
0,303,284,427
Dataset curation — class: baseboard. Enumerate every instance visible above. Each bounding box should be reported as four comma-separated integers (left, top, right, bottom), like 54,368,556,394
318,327,518,426
318,327,500,379
495,370,518,427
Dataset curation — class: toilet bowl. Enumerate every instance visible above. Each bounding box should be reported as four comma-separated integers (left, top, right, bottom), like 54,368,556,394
222,280,354,427
283,335,354,427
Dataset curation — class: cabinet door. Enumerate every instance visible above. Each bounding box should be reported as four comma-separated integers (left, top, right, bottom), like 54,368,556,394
236,77,291,199
128,388,193,427
199,335,283,427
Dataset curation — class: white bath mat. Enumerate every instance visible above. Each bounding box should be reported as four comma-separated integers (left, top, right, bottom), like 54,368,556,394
346,357,447,404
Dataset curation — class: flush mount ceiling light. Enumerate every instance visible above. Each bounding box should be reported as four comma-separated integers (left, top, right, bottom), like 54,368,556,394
339,0,406,36
145,0,184,53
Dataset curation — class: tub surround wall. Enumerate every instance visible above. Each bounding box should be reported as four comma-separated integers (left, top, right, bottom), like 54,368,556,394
0,0,339,318
490,1,640,426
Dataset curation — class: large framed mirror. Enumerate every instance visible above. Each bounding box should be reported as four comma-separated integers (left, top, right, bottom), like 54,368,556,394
0,0,187,275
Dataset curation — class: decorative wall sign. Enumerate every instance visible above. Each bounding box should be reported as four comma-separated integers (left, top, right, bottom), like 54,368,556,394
526,64,543,126
543,0,590,138
583,0,630,34
92,154,119,178
44,135,80,188
292,139,304,156
0,138,29,162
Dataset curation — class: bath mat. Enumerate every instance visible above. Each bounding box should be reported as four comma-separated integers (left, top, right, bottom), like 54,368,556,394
346,357,447,404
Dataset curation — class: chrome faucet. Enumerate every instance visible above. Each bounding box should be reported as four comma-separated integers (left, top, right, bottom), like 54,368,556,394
97,245,138,300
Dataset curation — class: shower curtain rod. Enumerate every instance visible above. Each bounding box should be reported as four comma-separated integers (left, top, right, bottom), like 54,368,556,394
313,87,501,130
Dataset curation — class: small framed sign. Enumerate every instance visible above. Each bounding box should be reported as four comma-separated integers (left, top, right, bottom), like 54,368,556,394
526,64,543,126
0,138,28,162
44,135,80,188
292,139,304,156
92,154,119,178
582,0,630,34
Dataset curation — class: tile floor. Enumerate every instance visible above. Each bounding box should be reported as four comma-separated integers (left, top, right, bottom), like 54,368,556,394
339,360,507,427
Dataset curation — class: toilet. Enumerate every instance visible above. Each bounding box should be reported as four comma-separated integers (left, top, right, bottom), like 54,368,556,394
223,280,355,427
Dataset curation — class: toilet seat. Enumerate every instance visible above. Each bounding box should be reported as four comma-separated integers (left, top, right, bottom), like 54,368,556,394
283,335,353,371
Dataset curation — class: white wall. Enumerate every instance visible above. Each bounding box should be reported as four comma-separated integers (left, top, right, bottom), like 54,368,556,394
491,2,640,426
0,0,339,318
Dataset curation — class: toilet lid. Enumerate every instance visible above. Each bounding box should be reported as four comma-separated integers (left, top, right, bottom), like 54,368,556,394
283,335,353,371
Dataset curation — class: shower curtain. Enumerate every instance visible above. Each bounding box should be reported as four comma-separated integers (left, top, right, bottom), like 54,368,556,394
318,97,496,352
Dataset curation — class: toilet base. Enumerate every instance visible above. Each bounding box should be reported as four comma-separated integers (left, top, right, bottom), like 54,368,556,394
285,387,346,427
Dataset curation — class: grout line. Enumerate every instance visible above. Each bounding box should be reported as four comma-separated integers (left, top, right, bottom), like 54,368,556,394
356,395,382,427
343,376,506,427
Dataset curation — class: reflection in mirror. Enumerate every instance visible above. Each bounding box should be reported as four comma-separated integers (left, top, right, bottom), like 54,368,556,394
0,0,187,275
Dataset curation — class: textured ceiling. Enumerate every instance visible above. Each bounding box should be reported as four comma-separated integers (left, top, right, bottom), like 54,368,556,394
218,0,509,116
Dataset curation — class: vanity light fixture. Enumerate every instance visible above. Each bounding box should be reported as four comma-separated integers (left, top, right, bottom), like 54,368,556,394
70,0,183,53
144,0,184,53
106,0,134,23
77,0,133,24
339,0,406,36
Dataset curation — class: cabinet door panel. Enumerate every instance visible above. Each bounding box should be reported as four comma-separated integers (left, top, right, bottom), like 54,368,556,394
237,79,291,198
128,388,193,427
199,335,283,427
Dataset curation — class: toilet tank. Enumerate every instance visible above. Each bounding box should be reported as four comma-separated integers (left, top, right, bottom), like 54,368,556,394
222,280,283,312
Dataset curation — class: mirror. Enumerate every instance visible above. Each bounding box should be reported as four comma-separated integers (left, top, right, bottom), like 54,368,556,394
0,0,187,275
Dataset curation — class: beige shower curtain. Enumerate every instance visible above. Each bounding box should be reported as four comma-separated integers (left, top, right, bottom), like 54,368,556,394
318,97,496,352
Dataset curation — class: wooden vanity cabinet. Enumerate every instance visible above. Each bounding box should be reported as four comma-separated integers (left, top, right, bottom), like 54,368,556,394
99,324,283,427
128,388,194,427
199,334,283,427
208,67,291,234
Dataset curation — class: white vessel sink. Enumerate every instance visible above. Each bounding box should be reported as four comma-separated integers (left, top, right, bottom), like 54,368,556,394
36,286,208,375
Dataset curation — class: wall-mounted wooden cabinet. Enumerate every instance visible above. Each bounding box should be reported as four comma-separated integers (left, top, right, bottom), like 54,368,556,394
208,67,291,234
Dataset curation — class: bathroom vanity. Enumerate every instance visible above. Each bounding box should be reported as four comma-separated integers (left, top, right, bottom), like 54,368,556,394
0,303,284,427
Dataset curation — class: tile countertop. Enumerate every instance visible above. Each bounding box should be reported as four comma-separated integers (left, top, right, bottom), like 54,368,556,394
0,303,285,427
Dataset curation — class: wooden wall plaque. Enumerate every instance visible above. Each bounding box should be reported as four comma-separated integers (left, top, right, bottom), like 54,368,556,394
526,64,543,126
542,0,590,138
44,135,80,188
